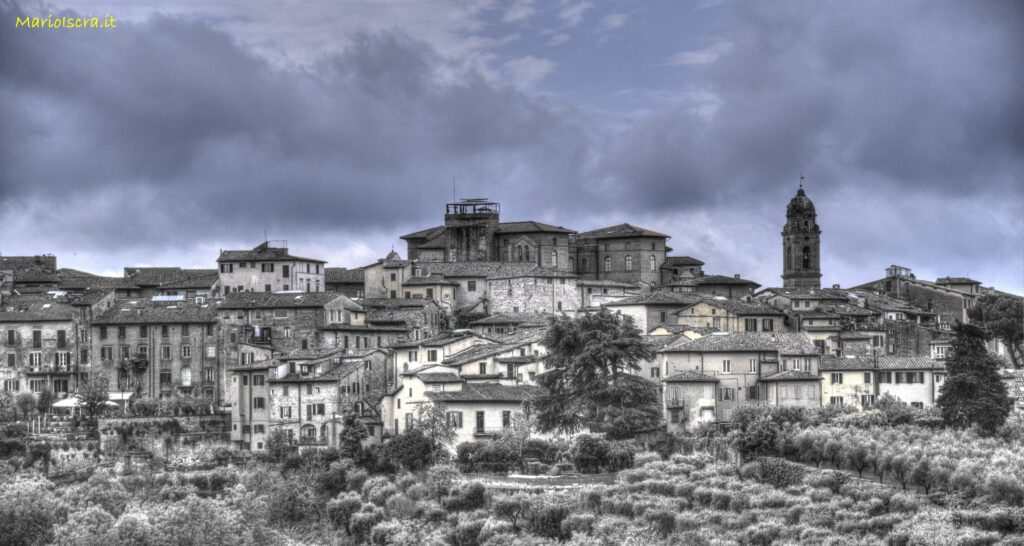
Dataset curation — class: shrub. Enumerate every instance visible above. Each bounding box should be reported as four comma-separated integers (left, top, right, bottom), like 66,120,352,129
561,514,595,536
350,505,385,543
452,519,486,546
522,439,559,464
346,469,369,492
444,481,487,512
493,494,530,530
525,505,571,540
426,464,461,499
985,475,1024,506
385,494,421,520
756,457,806,488
362,476,396,506
326,492,362,534
571,434,609,474
369,520,403,546
606,441,637,471
645,509,676,539
743,522,783,546
633,451,662,468
806,470,848,493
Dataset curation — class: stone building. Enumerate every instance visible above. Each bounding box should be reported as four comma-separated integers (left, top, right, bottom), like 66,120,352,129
660,256,705,285
853,265,977,325
124,268,218,299
819,355,945,408
781,186,822,289
217,241,326,294
672,297,787,334
325,268,365,298
91,299,220,401
659,274,761,298
486,267,577,314
0,294,83,398
660,332,822,422
357,298,445,341
401,199,671,286
577,279,641,310
602,292,704,333
663,371,719,433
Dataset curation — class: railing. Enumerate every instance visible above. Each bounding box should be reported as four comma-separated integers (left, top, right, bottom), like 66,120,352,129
25,364,78,373
473,427,509,436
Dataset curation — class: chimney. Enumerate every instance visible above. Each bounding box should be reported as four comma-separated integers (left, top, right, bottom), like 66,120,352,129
734,274,740,279
832,284,840,289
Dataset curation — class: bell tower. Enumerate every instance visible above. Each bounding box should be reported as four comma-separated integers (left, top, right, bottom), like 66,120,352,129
782,182,822,289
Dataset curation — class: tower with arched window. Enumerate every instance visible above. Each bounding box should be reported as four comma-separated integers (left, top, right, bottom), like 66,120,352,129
782,185,822,289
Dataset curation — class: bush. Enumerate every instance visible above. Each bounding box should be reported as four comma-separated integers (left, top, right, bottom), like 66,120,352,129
606,441,637,471
525,505,571,540
561,514,595,536
350,505,385,542
645,509,676,538
347,469,369,492
985,475,1024,506
452,519,486,546
362,476,396,506
633,451,662,468
522,439,559,464
743,522,783,546
426,464,461,499
443,481,487,512
327,492,362,533
806,470,848,493
756,457,806,488
385,494,421,519
571,434,609,474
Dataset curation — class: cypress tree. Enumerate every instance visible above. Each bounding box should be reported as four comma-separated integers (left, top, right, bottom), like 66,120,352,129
936,323,1012,434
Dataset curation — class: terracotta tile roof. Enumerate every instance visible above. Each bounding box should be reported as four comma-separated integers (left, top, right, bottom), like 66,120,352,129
649,324,719,335
400,225,445,240
58,276,138,291
0,295,76,322
757,287,850,300
157,271,219,289
819,355,943,371
320,323,409,333
325,268,365,284
442,343,516,366
219,292,355,310
663,274,761,288
576,279,639,288
56,268,98,278
663,332,819,355
426,383,543,402
388,331,480,349
365,309,424,324
663,370,720,383
418,262,508,278
0,255,57,270
92,299,217,325
470,312,553,326
217,242,324,263
662,256,705,267
13,269,61,283
417,372,464,383
676,296,783,316
759,370,821,381
403,274,459,286
936,277,981,285
358,298,434,309
416,232,449,250
577,223,669,239
604,292,704,307
488,265,575,280
495,221,575,234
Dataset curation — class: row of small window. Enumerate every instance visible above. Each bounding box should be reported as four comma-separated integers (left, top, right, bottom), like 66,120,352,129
2,379,70,392
829,395,924,409
99,324,214,340
224,309,292,320
440,410,513,429
99,344,214,360
220,263,321,275
715,358,812,374
225,281,319,293
4,352,74,368
829,371,927,384
3,329,70,349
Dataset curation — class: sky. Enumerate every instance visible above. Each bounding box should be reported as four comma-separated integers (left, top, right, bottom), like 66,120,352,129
1,0,1022,293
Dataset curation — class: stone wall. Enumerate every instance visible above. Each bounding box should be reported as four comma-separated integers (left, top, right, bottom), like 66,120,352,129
97,414,230,455
488,277,578,314
885,319,950,356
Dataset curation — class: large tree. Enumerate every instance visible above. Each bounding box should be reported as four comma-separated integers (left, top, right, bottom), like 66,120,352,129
79,374,111,422
936,323,1013,434
968,294,1023,368
535,310,661,439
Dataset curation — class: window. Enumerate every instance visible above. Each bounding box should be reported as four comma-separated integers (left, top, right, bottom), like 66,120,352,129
502,411,511,428
717,387,735,401
253,397,266,409
261,263,274,273
253,375,265,386
28,353,42,367
3,380,19,392
120,346,130,360
204,368,216,383
6,354,14,368
160,371,172,386
624,255,633,271
604,256,612,272
408,351,418,362
649,255,656,271
306,403,325,418
467,280,476,292
446,411,463,428
864,373,872,384
117,326,125,339
181,367,192,386
910,402,924,409
479,362,486,375
761,319,774,332
207,324,214,336
650,367,660,378
745,319,757,332
831,373,843,384
749,359,757,373
861,395,876,407
182,325,190,337
878,372,892,384
206,345,216,358
181,345,192,358
161,325,169,338
722,360,731,373
99,327,108,340
830,396,844,406
551,250,558,267
254,425,266,434
32,330,41,348
57,330,66,348
139,326,148,338
29,379,46,392
101,346,113,360
161,345,171,360
670,409,680,424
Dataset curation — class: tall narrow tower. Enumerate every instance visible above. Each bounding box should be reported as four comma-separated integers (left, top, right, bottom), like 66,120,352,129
782,184,822,289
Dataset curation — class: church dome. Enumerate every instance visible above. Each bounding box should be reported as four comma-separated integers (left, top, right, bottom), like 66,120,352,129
786,187,816,216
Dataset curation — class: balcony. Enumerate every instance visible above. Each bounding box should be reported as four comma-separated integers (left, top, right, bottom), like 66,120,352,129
25,364,78,375
473,427,509,437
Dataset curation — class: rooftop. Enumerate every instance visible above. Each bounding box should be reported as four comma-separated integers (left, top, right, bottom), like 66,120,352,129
663,332,820,356
663,370,720,383
92,299,217,325
217,242,325,264
819,355,943,371
425,382,543,402
577,223,669,240
219,292,360,310
325,268,366,284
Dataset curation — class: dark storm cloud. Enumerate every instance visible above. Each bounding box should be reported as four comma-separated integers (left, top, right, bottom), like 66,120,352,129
0,1,594,255
0,0,1021,291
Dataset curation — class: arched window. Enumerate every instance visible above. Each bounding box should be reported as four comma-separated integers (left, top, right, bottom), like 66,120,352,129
569,257,575,272
625,256,633,271
551,250,557,267
802,246,811,269
604,256,612,272
649,255,656,271
581,258,588,271
181,367,192,387
786,246,793,270
524,246,530,262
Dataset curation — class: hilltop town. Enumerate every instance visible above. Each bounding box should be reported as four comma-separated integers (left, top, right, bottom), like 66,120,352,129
1,187,1021,450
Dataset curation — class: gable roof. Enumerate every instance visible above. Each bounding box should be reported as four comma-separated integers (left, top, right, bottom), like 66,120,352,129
400,225,445,240
487,265,576,280
0,255,57,271
92,299,217,325
662,256,705,267
358,298,436,309
603,292,704,307
759,370,821,381
426,383,543,402
676,297,784,316
325,268,365,284
403,274,459,286
663,370,720,383
663,332,819,356
936,276,981,285
577,223,669,239
0,295,76,322
219,292,355,310
217,242,325,263
819,355,943,371
495,221,575,234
